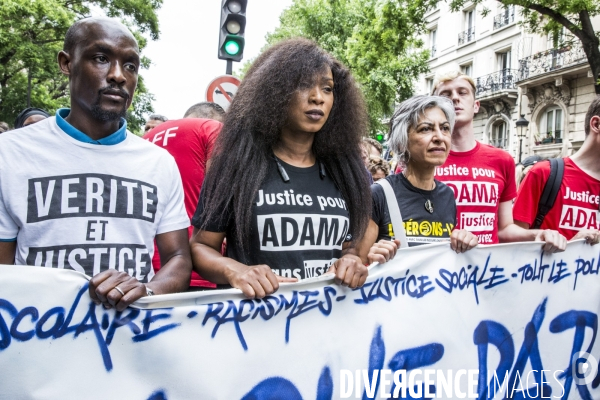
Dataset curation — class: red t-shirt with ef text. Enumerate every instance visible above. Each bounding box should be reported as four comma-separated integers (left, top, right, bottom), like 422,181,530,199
144,118,223,287
513,157,600,239
435,141,517,244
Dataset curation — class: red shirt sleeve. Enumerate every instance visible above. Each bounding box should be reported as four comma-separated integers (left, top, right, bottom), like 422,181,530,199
513,162,550,226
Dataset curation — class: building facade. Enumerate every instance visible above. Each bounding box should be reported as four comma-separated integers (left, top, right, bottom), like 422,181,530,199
420,1,599,162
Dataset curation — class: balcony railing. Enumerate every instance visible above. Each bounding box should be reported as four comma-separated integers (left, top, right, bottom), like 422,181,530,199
458,27,475,46
493,7,515,30
475,69,518,97
430,45,437,58
517,43,587,81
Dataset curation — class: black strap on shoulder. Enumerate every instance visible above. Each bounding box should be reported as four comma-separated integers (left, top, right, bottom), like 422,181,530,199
533,158,565,229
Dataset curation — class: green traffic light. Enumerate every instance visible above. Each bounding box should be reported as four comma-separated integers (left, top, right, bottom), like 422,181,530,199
376,134,384,142
224,40,241,56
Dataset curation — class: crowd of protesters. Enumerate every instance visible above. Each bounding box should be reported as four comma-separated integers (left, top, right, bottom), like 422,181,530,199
0,17,599,307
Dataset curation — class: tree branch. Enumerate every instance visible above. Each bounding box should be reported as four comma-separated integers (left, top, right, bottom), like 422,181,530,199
578,10,598,43
523,3,583,39
0,49,17,72
51,81,69,100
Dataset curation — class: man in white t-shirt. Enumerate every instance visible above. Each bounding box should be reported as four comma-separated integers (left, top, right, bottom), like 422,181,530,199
0,17,192,311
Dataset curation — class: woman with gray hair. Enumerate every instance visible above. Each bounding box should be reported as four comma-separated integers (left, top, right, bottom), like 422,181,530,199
357,95,478,262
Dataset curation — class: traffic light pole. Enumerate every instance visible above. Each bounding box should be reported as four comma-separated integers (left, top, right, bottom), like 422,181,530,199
226,60,233,75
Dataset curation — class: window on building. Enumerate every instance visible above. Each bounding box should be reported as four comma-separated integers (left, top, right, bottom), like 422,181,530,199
461,63,473,77
547,28,566,50
501,5,513,20
493,5,515,29
497,50,511,71
458,9,475,45
496,50,512,88
490,121,508,149
430,29,437,58
541,107,563,141
425,78,434,94
465,9,474,32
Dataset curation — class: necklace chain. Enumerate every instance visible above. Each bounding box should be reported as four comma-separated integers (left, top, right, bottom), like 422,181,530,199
402,172,435,214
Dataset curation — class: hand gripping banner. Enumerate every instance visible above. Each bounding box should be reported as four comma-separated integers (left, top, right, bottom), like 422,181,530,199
0,241,599,399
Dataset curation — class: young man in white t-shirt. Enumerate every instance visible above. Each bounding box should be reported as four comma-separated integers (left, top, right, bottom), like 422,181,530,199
0,17,192,311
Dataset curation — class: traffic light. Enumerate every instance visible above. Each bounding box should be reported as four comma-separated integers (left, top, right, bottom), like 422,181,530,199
218,0,247,62
376,133,385,142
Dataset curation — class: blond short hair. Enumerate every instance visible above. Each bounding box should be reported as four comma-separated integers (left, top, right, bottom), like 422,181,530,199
432,71,476,96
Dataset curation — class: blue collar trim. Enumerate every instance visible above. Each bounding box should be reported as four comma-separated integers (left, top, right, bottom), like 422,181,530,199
55,108,127,145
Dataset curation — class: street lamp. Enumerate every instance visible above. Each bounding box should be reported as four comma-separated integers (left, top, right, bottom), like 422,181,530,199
516,114,529,163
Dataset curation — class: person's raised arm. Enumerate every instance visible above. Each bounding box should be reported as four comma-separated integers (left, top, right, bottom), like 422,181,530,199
0,241,16,265
89,228,192,311
190,228,296,298
497,201,566,252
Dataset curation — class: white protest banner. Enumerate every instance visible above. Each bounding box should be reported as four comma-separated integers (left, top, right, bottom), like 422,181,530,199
0,241,599,399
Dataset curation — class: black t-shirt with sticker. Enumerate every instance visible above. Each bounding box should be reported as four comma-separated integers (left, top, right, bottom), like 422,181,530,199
192,158,350,280
371,174,456,246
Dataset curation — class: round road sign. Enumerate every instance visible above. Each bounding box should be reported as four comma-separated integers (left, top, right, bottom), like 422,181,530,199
205,75,241,111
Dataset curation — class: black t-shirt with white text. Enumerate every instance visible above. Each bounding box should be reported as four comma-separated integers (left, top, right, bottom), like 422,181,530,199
192,158,350,280
371,174,456,246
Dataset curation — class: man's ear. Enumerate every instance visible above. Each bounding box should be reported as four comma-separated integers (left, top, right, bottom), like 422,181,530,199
590,115,600,135
473,100,480,114
57,51,71,76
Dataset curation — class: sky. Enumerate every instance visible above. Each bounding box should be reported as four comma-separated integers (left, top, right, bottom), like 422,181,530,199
142,0,293,120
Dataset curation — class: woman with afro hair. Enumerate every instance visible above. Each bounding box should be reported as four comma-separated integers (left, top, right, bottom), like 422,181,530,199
190,38,372,298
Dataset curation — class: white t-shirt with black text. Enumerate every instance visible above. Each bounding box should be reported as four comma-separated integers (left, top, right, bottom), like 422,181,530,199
0,117,189,283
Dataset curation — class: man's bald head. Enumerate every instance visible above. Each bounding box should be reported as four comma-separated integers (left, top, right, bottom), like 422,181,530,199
58,16,141,132
63,17,138,56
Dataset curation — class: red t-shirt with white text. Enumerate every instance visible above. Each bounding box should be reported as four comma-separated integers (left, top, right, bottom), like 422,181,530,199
144,118,223,287
513,157,600,239
435,141,517,244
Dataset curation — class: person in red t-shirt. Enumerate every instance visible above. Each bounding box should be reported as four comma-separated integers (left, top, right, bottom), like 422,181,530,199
513,97,600,244
432,71,566,251
143,102,225,289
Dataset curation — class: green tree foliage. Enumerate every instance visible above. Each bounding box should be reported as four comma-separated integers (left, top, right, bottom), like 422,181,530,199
444,0,600,94
0,0,162,132
243,0,430,136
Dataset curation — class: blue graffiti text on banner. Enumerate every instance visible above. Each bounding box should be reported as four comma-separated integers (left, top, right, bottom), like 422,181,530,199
0,283,179,371
202,287,339,349
573,253,600,290
239,298,598,399
435,254,509,304
354,270,435,306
